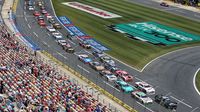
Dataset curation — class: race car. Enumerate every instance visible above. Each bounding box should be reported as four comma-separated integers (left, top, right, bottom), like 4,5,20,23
132,91,153,104
57,39,67,46
114,80,135,93
37,1,43,7
40,6,45,10
92,50,104,57
104,63,119,72
46,26,56,32
28,5,34,11
38,20,46,26
100,56,115,65
52,32,63,39
155,94,177,110
160,2,169,7
105,74,117,82
41,9,48,15
79,41,91,49
37,16,44,21
53,23,62,29
33,11,40,16
78,54,92,64
99,70,112,76
89,61,105,71
115,70,133,82
135,82,155,95
63,44,75,53
48,18,56,24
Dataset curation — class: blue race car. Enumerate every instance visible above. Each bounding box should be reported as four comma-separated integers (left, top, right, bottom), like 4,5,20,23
114,80,135,93
78,54,92,64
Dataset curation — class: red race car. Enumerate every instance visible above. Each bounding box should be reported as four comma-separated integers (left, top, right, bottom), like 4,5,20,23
115,70,133,82
33,11,40,16
38,20,46,26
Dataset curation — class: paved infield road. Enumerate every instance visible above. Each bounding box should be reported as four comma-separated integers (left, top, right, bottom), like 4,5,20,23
14,0,200,112
127,0,200,22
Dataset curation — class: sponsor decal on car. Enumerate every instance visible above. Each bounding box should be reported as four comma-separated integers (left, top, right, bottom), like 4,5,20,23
112,22,200,45
62,2,122,19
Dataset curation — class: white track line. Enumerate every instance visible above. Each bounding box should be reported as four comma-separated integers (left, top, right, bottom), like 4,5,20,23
103,81,120,92
25,17,27,21
170,96,192,108
193,68,200,96
191,107,199,112
77,65,90,73
28,24,31,29
33,32,38,37
136,101,154,112
57,52,68,60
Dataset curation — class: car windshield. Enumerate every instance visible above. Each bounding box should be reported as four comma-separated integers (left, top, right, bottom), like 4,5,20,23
144,85,151,88
122,84,129,87
141,95,147,98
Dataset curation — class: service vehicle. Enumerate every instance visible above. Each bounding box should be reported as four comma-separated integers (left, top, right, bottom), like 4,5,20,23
78,54,92,64
89,61,105,71
79,41,91,49
135,82,155,95
114,80,135,93
132,91,153,104
155,94,177,110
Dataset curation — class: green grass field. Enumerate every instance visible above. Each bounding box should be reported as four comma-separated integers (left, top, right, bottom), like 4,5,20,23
52,0,200,69
196,72,200,92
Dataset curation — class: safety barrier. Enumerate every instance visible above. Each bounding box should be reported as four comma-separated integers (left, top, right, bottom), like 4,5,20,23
41,51,137,112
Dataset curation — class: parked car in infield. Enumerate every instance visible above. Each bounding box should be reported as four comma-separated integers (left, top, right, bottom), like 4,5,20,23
132,91,153,104
46,26,56,32
78,54,92,64
92,50,104,58
135,82,155,95
99,70,112,77
114,80,135,93
104,73,117,82
33,11,40,16
79,41,91,49
155,94,177,110
115,70,133,82
89,61,105,71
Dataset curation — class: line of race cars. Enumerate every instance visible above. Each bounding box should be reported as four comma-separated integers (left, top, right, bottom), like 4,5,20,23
25,0,178,110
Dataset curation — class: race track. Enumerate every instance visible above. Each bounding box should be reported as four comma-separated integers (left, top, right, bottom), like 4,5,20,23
14,0,200,112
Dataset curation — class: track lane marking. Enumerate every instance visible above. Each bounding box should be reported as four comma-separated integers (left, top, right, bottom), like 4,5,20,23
170,96,192,108
193,68,200,96
191,107,199,112
28,24,31,29
77,65,90,73
57,52,68,60
103,81,120,92
136,101,154,112
33,32,38,37
25,17,27,21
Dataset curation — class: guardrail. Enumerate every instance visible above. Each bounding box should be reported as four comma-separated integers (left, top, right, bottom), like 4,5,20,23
41,50,137,112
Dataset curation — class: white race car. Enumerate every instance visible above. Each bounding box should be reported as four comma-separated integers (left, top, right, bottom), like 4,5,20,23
46,26,56,32
28,6,34,11
135,82,155,95
52,32,63,39
132,91,153,104
105,74,117,82
57,39,67,46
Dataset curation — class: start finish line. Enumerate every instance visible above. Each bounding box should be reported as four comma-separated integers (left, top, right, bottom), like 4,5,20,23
113,22,200,45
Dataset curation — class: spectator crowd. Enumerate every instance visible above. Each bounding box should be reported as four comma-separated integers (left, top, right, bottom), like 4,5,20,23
0,25,111,112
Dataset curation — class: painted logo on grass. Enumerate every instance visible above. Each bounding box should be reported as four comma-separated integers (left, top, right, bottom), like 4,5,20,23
112,22,200,45
62,2,122,19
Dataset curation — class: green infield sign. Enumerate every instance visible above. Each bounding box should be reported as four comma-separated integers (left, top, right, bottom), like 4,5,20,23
114,22,200,45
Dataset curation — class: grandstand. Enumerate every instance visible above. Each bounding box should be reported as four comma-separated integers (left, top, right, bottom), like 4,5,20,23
0,25,111,112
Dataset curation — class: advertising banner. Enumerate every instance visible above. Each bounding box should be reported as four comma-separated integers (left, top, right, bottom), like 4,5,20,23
85,39,109,51
114,22,200,45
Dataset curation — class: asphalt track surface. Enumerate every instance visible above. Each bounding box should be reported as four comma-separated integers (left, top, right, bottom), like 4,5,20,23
127,0,200,22
14,0,200,112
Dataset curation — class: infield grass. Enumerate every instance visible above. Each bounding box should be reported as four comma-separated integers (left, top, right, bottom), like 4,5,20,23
52,0,200,69
196,72,200,92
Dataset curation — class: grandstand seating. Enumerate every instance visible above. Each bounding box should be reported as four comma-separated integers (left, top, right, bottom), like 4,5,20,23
0,25,110,112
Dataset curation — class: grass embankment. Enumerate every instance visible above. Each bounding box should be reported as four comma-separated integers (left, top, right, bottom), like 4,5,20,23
196,72,200,92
